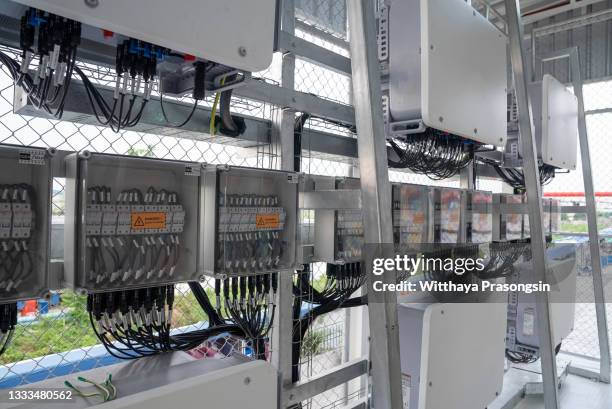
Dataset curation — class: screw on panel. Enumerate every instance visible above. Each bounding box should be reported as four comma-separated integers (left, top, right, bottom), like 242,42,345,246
85,0,99,7
428,381,433,387
474,128,478,134
244,377,251,385
238,47,247,57
430,45,434,51
438,116,443,123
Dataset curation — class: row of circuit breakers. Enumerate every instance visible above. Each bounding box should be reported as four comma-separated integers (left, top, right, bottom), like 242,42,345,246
0,143,561,304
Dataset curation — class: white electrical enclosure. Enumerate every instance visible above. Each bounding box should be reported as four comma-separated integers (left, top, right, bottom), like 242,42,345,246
542,74,579,170
386,0,507,146
9,0,276,72
1,352,278,409
508,246,577,354
399,302,506,409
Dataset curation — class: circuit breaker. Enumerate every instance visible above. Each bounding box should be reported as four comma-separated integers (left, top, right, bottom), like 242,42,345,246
391,183,431,244
0,145,53,302
466,191,493,244
200,165,299,277
312,177,364,264
64,152,201,292
380,0,507,147
433,187,463,243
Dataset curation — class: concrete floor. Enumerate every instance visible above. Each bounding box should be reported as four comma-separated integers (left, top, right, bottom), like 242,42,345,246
490,354,612,409
516,374,612,409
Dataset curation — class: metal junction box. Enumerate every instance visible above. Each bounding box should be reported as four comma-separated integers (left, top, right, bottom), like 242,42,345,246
312,176,364,264
528,74,578,170
7,0,276,72
466,190,492,244
200,165,299,277
64,152,202,292
391,183,432,244
433,187,464,244
382,0,507,146
0,144,53,302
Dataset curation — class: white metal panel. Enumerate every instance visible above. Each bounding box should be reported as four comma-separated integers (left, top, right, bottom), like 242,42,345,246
9,0,276,72
421,0,507,146
388,0,422,121
399,302,507,409
542,74,578,170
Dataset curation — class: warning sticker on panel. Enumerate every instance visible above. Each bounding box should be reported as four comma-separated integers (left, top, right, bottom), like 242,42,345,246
256,213,280,229
131,212,166,230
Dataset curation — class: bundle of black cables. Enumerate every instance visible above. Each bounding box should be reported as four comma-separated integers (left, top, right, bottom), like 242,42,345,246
88,285,245,360
0,9,80,119
0,303,18,356
387,129,474,180
493,163,556,192
291,263,367,382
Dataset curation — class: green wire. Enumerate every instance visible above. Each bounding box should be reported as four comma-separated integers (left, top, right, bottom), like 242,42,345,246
64,374,117,402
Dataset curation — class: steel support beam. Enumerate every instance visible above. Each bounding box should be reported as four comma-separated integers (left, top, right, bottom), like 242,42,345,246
569,48,612,383
505,1,560,409
536,46,611,383
285,359,369,406
347,1,403,408
273,2,298,408
278,31,352,76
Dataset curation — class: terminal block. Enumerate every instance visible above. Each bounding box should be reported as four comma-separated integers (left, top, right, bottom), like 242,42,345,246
200,165,299,277
0,145,53,302
64,152,200,292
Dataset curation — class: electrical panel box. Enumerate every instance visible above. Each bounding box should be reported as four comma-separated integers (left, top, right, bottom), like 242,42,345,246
528,75,578,170
467,191,492,244
506,245,577,358
433,187,463,243
200,165,299,277
382,0,507,146
392,183,432,244
313,177,364,264
0,145,53,302
497,194,525,241
399,302,507,409
64,152,201,292
6,0,276,72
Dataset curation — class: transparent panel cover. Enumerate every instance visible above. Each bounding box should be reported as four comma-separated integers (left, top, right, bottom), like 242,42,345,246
335,178,363,262
434,188,462,243
72,152,200,292
469,191,492,244
0,145,51,302
502,194,524,240
392,183,430,244
216,167,298,275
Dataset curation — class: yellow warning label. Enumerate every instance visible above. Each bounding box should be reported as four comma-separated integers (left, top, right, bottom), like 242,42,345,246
131,212,166,230
256,213,280,229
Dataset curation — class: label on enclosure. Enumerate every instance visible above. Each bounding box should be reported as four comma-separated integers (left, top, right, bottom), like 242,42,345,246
131,212,166,230
256,213,280,229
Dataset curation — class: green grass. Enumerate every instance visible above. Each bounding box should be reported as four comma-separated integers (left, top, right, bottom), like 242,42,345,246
0,288,217,366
